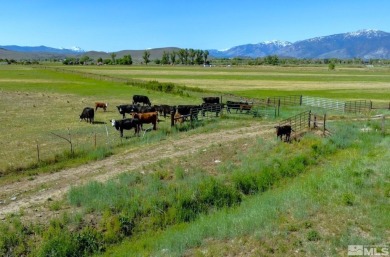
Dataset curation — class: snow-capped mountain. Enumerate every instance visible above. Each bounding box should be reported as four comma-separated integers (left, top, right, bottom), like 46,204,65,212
0,45,85,54
209,29,390,59
209,40,292,58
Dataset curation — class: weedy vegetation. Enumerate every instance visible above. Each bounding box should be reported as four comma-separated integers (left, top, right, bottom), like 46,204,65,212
0,64,389,256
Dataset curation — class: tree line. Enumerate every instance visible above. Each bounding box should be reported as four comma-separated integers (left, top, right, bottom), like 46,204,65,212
61,48,210,66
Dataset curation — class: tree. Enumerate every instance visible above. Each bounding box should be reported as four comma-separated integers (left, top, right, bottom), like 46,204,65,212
188,48,196,64
195,50,204,65
328,62,335,70
203,50,209,65
120,54,133,65
178,49,186,64
80,55,91,65
161,51,170,65
111,53,116,64
143,50,150,65
170,51,176,65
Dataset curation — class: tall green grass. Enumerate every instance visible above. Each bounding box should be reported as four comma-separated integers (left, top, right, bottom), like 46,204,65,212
104,124,389,257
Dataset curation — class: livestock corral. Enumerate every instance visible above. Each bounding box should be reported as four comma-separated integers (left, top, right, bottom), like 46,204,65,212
0,64,389,257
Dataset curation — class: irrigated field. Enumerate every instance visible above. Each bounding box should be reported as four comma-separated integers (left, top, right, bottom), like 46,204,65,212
0,64,389,257
1,64,389,173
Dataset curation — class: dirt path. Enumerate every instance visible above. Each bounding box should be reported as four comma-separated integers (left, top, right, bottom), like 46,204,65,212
0,123,274,220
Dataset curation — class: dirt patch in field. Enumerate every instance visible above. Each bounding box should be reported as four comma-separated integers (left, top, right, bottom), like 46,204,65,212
0,123,275,222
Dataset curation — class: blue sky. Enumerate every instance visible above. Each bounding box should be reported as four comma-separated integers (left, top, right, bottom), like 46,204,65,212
2,0,389,52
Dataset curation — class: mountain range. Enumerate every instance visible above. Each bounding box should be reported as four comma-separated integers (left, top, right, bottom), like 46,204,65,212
209,29,390,59
1,29,390,60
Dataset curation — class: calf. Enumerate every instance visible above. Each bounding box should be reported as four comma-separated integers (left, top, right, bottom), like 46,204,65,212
79,107,94,123
275,125,294,142
111,118,140,137
95,102,108,112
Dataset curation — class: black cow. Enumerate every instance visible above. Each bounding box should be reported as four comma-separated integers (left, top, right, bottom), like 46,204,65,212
154,104,173,118
79,107,94,123
202,97,220,104
111,118,140,137
133,95,151,106
275,125,294,142
201,103,224,117
176,105,201,121
137,105,156,113
226,100,253,113
116,104,138,118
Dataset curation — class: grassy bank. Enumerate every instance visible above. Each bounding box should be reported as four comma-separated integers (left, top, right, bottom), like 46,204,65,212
2,119,388,256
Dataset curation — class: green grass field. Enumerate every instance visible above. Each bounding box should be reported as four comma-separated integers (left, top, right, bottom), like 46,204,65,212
0,64,389,257
0,64,389,173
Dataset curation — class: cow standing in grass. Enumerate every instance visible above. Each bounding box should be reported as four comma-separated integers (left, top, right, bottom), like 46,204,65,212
111,118,140,137
133,95,151,106
95,102,108,112
275,125,294,142
79,107,94,123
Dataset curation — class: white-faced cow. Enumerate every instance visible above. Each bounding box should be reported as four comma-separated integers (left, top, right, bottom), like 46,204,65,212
116,104,137,118
275,125,294,142
133,95,151,106
111,118,140,137
79,107,94,123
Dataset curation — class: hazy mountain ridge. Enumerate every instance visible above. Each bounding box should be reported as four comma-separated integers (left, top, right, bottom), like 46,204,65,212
1,29,390,60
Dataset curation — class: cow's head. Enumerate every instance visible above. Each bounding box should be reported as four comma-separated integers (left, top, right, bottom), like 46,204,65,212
110,119,116,127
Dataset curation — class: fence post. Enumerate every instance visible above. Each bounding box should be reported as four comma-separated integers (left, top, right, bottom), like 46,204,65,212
308,110,311,129
382,115,386,136
323,114,327,136
36,140,40,163
300,95,303,106
278,99,281,116
171,111,174,127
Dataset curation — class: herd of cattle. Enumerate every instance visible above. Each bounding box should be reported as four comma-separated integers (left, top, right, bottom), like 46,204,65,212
79,94,293,141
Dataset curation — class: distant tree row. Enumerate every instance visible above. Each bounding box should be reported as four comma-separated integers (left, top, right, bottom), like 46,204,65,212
0,58,39,65
154,49,210,65
211,56,390,66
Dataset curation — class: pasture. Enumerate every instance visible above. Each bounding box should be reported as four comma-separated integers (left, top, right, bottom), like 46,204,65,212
0,64,389,174
0,64,389,256
59,64,390,101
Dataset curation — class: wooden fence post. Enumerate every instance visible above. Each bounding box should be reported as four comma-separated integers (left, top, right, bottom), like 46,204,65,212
308,110,311,129
382,115,386,136
171,111,174,127
323,114,327,136
36,140,40,163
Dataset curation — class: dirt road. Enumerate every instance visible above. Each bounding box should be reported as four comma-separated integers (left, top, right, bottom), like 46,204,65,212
0,123,274,221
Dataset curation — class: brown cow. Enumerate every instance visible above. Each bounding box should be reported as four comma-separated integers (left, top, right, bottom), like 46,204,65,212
239,104,252,113
174,111,184,124
133,112,158,130
95,102,108,112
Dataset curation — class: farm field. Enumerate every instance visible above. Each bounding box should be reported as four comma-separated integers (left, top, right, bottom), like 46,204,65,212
0,64,389,257
58,64,390,101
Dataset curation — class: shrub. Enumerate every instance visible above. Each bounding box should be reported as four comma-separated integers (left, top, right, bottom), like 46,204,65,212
233,172,259,195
